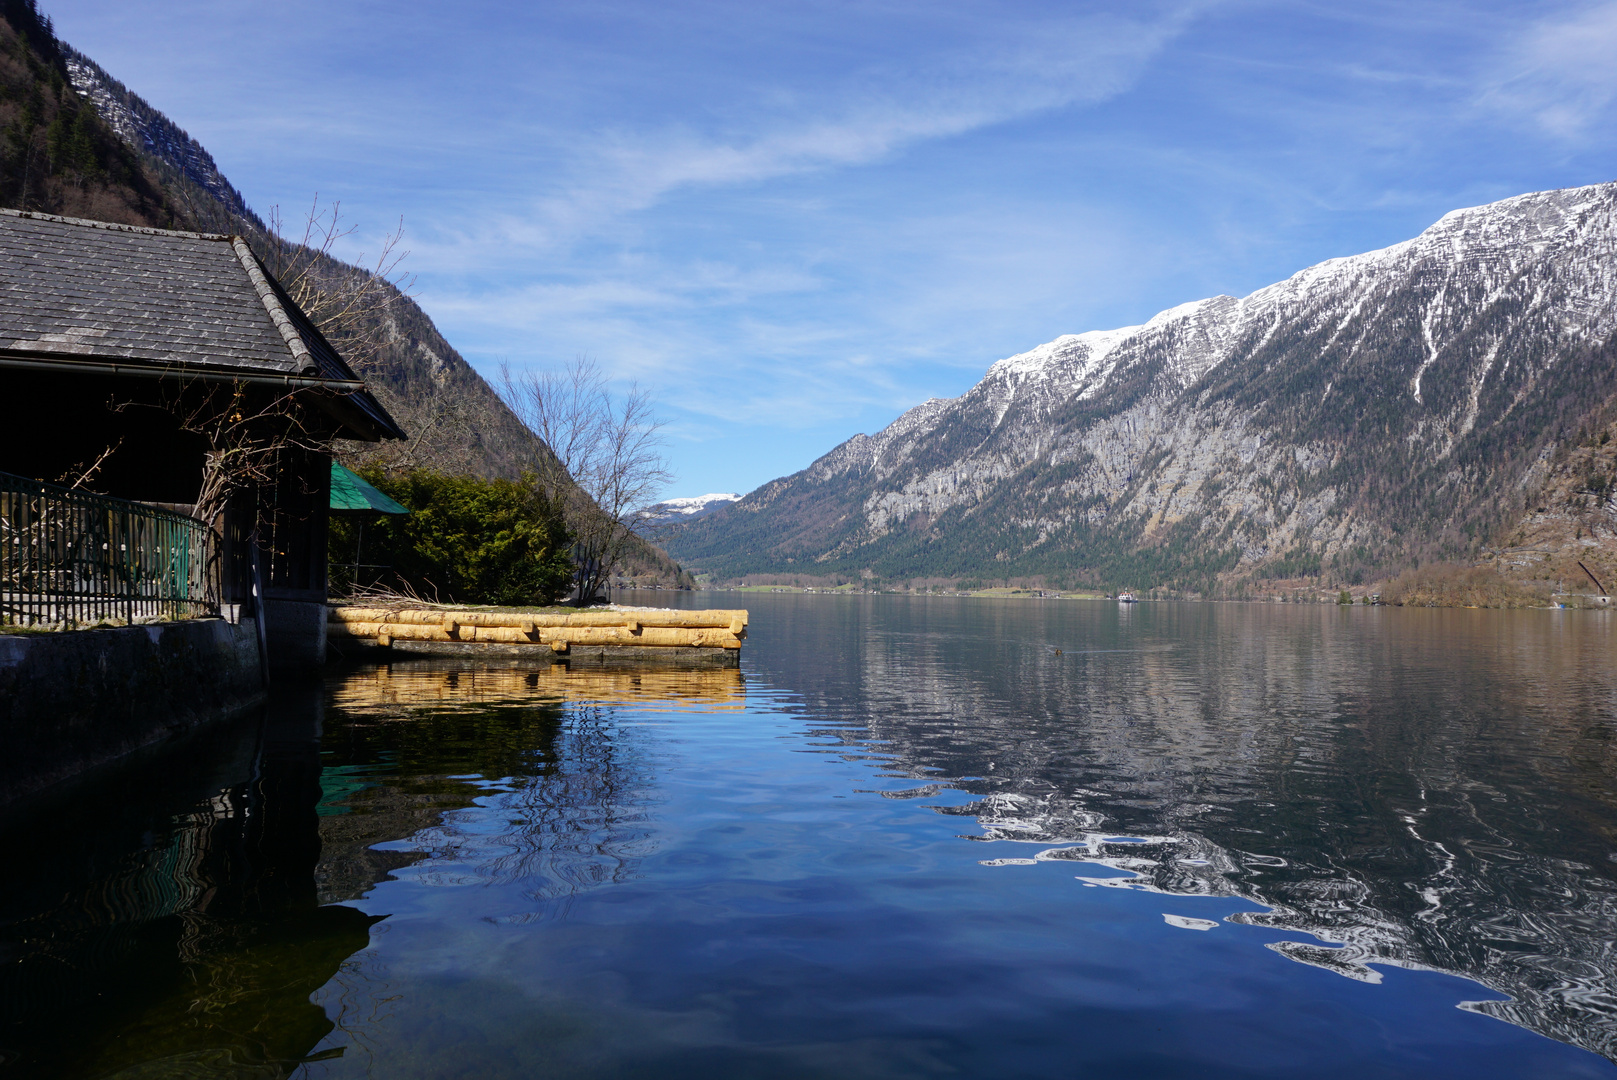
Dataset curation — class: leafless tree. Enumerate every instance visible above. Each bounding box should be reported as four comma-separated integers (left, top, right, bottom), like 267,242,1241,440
174,384,327,530
258,200,514,481
499,357,673,604
113,378,330,606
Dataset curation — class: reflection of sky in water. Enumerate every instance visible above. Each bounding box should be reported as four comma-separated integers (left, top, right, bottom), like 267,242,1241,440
292,600,1617,1078
6,599,1613,1078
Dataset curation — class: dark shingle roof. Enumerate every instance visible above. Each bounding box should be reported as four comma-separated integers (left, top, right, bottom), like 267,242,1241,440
0,209,402,439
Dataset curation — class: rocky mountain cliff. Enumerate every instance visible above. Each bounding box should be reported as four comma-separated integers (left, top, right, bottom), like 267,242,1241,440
671,182,1617,594
61,45,255,227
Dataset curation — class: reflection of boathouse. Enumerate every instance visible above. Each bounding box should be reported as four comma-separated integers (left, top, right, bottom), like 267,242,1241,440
0,685,381,1076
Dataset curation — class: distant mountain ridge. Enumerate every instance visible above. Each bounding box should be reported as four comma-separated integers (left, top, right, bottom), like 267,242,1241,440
669,182,1617,593
647,493,742,523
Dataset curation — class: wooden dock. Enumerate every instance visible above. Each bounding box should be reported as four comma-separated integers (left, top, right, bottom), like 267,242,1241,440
327,606,748,667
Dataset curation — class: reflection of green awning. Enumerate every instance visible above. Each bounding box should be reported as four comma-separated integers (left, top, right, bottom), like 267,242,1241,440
330,462,409,515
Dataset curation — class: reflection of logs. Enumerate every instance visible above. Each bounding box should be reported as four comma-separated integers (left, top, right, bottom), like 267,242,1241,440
329,664,746,711
328,606,748,653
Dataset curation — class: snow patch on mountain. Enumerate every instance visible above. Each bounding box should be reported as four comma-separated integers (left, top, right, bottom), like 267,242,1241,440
676,179,1617,595
655,493,742,515
63,46,258,225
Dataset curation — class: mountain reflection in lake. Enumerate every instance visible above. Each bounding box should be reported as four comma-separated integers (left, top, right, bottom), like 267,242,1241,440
745,595,1617,1064
1,596,1614,1078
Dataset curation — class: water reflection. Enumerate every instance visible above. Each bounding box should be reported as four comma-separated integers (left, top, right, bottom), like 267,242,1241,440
0,662,742,1078
5,597,1614,1075
329,661,745,715
315,661,741,912
743,597,1617,1062
0,685,380,1078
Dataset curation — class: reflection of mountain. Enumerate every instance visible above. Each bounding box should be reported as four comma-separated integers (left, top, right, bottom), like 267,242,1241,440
753,598,1617,1062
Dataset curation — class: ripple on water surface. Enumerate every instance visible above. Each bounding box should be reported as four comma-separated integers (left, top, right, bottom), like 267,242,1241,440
0,596,1614,1078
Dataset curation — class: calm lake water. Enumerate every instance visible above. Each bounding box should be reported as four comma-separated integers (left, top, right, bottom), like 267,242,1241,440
3,595,1617,1078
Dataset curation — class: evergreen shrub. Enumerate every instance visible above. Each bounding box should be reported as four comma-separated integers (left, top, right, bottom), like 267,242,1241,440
334,470,574,606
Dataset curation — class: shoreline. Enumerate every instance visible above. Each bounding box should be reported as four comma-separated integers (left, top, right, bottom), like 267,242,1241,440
669,586,1612,611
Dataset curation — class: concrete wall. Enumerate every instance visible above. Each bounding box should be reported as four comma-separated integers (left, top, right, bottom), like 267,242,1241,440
0,617,265,807
264,598,327,668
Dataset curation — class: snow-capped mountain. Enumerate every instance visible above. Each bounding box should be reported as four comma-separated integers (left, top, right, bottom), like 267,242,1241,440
657,493,743,515
647,493,742,523
670,182,1617,589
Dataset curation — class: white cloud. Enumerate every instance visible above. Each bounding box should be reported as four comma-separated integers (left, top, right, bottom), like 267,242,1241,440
1486,1,1617,137
402,5,1202,263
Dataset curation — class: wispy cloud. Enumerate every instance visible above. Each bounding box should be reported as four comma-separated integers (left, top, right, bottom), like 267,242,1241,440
1485,1,1617,138
411,5,1203,260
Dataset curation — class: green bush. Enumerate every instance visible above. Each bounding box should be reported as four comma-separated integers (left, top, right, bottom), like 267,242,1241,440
333,471,574,606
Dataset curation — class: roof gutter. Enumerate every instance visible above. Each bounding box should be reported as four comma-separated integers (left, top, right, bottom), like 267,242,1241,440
0,351,367,391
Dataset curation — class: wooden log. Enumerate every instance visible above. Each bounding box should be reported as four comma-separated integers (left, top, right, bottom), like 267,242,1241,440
330,620,743,650
534,626,743,649
328,606,747,632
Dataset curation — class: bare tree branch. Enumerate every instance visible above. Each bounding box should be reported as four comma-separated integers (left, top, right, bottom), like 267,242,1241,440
261,197,414,376
499,357,673,604
117,380,328,528
55,437,123,491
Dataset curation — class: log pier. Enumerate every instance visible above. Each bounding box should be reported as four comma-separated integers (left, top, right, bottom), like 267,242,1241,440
327,606,748,667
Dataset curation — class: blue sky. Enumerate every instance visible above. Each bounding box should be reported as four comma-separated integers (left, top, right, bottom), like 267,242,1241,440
49,0,1617,498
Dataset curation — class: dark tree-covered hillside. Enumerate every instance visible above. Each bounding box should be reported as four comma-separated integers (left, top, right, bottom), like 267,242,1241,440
0,1,178,226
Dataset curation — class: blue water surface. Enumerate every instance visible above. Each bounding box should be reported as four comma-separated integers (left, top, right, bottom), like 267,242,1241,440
3,594,1615,1079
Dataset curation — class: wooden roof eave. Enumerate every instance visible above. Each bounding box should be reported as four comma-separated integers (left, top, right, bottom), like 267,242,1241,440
0,351,406,442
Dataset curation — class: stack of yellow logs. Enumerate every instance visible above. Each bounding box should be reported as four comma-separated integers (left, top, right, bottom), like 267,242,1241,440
328,606,748,653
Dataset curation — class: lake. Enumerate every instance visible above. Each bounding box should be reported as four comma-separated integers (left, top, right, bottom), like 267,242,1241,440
3,595,1616,1078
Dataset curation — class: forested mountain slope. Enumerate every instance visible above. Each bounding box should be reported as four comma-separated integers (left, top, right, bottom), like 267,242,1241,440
671,183,1617,593
0,3,178,227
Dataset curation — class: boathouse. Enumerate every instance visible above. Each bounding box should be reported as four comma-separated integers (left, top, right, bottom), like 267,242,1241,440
0,208,403,666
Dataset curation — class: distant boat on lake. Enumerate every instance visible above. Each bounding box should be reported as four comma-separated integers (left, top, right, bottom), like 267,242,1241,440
1118,592,1137,604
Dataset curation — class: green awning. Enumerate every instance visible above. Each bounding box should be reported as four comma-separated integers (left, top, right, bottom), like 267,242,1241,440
330,462,409,515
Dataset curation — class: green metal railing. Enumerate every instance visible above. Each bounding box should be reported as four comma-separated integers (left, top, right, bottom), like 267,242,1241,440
0,471,217,626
